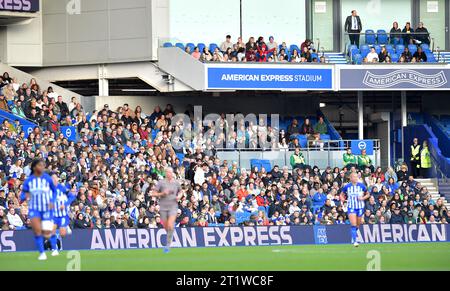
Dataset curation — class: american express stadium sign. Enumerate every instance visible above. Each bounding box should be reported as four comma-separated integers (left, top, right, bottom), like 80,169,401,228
207,67,333,90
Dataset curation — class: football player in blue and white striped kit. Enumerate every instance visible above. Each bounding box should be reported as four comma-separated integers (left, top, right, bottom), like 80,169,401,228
50,173,76,255
20,159,57,260
341,172,370,247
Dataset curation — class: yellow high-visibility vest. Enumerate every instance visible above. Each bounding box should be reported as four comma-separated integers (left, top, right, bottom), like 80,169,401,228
420,147,431,169
411,144,421,161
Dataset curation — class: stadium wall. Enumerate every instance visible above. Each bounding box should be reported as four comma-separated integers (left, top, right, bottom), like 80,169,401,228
1,224,448,252
93,94,320,116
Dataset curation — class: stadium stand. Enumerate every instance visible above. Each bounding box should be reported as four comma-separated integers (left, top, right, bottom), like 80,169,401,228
0,69,449,231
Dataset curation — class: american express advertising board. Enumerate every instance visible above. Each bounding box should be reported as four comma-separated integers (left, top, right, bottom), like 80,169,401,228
1,225,448,252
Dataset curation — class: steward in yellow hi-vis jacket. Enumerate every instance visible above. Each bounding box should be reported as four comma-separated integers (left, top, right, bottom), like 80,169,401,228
410,138,421,178
420,140,432,178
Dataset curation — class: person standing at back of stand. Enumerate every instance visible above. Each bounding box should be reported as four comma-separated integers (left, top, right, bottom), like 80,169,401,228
344,10,362,48
410,138,421,178
420,140,432,178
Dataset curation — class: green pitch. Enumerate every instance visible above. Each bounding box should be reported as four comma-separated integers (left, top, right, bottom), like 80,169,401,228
0,243,449,271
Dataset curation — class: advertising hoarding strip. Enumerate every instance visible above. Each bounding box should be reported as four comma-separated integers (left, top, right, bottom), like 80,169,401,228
0,224,448,252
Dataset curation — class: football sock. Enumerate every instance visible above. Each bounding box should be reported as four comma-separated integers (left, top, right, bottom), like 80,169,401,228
49,235,57,251
166,229,174,248
351,226,358,243
34,235,44,254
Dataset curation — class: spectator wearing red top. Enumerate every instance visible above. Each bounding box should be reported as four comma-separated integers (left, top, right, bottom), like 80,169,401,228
236,184,249,201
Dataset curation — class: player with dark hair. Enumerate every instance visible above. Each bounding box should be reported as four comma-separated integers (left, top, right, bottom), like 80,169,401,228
20,159,57,260
50,173,76,254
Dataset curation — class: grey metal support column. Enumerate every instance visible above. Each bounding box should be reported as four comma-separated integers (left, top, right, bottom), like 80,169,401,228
305,0,312,40
411,0,420,29
98,64,109,96
401,91,407,160
239,0,243,38
358,91,364,140
333,0,342,52
446,0,450,50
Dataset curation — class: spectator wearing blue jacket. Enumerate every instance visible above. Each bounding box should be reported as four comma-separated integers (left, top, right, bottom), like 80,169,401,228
386,177,399,194
312,189,327,213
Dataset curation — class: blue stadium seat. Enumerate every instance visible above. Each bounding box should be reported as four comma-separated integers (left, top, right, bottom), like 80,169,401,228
395,44,405,54
377,29,388,44
209,43,219,52
175,42,185,50
176,153,185,165
250,159,262,171
426,53,436,63
197,43,206,52
347,44,357,56
163,42,173,47
385,44,395,55
353,54,363,64
359,45,370,58
421,43,430,52
320,134,331,141
290,44,300,54
365,30,376,45
408,44,417,55
186,42,195,52
391,36,403,45
391,53,399,62
260,160,272,172
350,48,360,58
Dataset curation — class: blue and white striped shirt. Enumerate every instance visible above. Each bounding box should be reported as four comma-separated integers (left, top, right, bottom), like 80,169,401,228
22,173,56,212
54,184,76,218
342,182,367,210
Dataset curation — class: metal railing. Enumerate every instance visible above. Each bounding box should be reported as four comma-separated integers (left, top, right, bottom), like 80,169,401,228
216,139,381,170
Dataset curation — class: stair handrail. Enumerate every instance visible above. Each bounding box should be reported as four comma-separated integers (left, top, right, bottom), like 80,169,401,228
0,108,38,126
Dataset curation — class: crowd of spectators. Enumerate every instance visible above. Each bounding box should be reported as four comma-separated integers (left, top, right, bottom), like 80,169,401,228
0,72,448,232
185,35,326,64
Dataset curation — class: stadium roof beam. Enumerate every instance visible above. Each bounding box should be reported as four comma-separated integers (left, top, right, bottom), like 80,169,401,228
23,62,194,93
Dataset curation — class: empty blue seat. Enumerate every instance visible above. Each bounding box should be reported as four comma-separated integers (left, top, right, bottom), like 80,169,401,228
377,29,388,44
391,53,399,62
426,53,436,63
209,43,219,52
175,42,185,50
348,44,357,56
408,44,417,55
353,54,363,64
365,30,376,45
395,44,405,54
350,48,360,58
163,42,173,47
359,45,370,58
320,134,331,141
